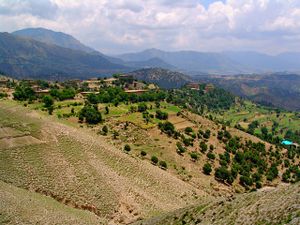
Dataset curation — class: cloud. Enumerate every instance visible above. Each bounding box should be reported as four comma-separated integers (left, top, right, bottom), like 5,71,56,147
0,0,300,54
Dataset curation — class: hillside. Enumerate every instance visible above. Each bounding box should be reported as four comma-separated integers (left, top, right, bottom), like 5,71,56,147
13,27,95,53
0,32,128,80
0,100,212,224
129,68,193,88
1,77,299,224
196,73,300,111
135,183,300,225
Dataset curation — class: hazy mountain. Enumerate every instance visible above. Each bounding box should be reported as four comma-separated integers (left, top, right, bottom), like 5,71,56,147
12,28,178,71
13,28,95,53
118,48,252,74
118,49,300,75
124,57,176,70
196,73,300,111
128,68,194,89
0,32,128,80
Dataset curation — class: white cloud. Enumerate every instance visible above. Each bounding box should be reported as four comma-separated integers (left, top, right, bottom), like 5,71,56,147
0,0,300,54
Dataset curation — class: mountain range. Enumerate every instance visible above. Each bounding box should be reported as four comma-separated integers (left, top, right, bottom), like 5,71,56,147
118,49,300,75
1,27,300,80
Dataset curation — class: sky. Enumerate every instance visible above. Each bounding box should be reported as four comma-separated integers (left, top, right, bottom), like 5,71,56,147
1,0,300,55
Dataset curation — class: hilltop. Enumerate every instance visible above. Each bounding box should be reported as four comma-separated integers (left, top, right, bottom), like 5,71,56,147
0,32,127,80
13,27,95,53
196,73,300,111
129,68,193,89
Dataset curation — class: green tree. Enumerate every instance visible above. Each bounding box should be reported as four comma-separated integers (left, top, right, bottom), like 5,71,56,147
151,156,159,165
43,95,54,108
203,163,212,175
124,144,131,152
159,161,167,169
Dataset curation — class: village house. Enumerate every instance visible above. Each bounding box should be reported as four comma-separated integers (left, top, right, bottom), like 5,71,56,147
125,89,148,95
186,82,200,90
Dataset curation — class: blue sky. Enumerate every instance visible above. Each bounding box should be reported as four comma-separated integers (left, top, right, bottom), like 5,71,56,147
1,0,300,54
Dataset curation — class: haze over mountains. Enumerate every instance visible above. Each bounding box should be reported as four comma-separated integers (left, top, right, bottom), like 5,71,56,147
1,27,300,80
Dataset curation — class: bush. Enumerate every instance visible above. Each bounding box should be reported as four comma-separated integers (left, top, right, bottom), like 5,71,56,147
159,161,167,169
207,152,216,160
215,166,233,184
124,144,131,152
203,163,212,175
141,150,147,156
190,152,198,161
102,125,108,135
158,121,175,136
42,95,54,108
151,156,159,164
138,103,148,112
239,175,253,187
200,141,208,153
156,110,168,120
79,105,102,124
176,142,186,155
185,127,193,134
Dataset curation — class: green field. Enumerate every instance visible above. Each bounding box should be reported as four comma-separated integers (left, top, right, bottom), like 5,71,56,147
212,101,300,138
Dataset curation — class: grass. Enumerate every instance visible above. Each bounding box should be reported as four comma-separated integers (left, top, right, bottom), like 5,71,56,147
212,100,300,138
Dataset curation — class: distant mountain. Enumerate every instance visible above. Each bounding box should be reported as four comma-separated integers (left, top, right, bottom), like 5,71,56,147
118,48,252,74
12,28,178,72
196,73,300,111
124,57,176,70
118,49,300,75
0,32,128,80
13,28,95,53
128,68,194,89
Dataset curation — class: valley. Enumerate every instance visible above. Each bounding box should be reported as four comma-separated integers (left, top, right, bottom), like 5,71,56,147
1,74,299,224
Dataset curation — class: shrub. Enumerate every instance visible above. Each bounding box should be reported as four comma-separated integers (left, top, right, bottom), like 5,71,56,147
43,95,54,108
79,105,102,124
156,110,168,120
102,125,108,135
151,156,158,164
190,152,198,161
138,103,148,112
203,163,212,175
200,141,208,153
207,152,216,160
124,144,131,152
176,142,186,155
215,166,233,184
141,150,147,156
159,161,167,169
158,121,175,136
185,127,193,134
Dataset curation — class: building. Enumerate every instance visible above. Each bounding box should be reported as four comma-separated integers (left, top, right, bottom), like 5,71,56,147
103,78,118,85
125,90,148,95
34,89,50,97
186,83,200,90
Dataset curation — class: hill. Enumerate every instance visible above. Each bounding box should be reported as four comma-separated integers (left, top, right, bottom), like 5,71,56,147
118,49,300,75
128,68,194,89
196,73,300,111
135,183,300,225
0,32,128,80
13,27,95,53
118,48,248,75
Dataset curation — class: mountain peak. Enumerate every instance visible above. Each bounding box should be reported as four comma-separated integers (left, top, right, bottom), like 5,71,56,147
12,27,95,53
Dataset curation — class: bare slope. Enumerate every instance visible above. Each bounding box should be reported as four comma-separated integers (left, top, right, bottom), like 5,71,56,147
135,182,300,225
0,101,211,224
